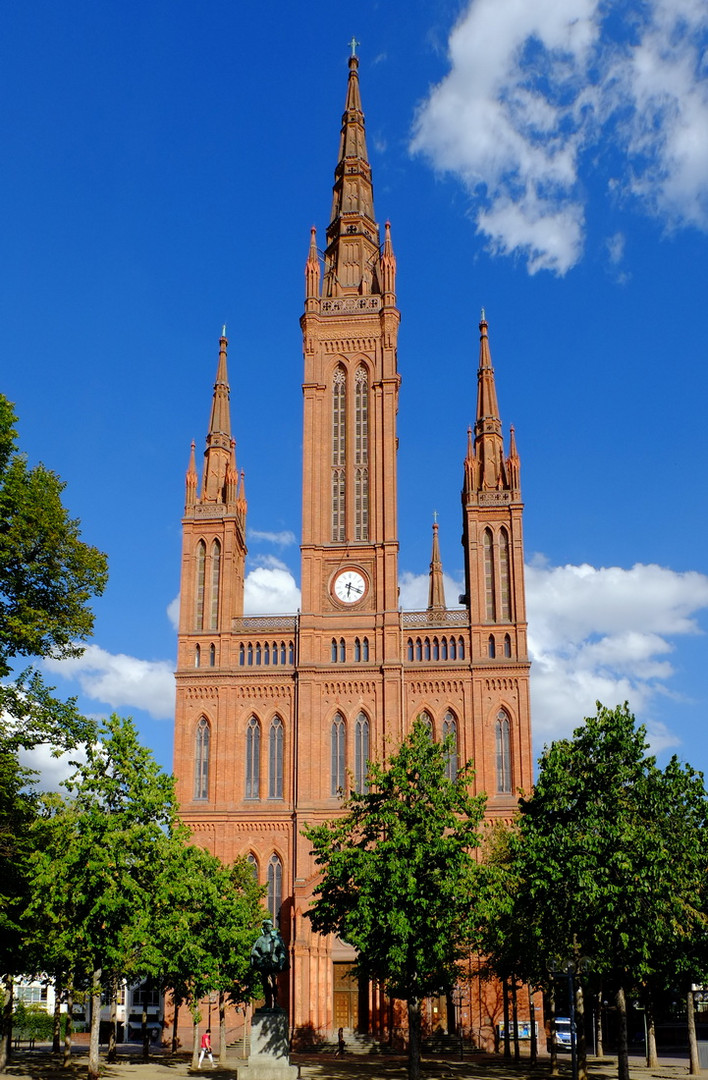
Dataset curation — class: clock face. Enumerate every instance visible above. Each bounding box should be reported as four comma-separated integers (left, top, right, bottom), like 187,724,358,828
333,569,367,604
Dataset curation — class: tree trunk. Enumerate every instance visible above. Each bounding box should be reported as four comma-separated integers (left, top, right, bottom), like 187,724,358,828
615,984,630,1080
52,973,62,1054
502,978,511,1059
576,977,587,1080
171,997,180,1054
529,986,537,1067
407,998,422,1080
191,1011,200,1072
219,991,227,1065
549,981,559,1076
595,988,603,1058
63,973,74,1069
687,987,700,1075
0,973,13,1072
141,977,151,1062
646,988,658,1068
511,978,520,1063
446,989,456,1036
88,967,102,1080
107,982,118,1063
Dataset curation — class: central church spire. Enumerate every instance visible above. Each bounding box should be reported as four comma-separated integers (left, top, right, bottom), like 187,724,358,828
323,54,381,297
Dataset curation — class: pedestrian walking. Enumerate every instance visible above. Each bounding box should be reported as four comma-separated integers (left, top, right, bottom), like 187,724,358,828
335,1027,346,1056
198,1027,215,1068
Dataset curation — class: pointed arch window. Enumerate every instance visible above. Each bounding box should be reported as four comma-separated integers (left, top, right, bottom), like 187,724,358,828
239,643,245,666
441,638,448,660
484,529,496,621
247,853,259,880
288,642,294,664
354,365,369,541
245,717,261,799
496,710,512,794
499,528,511,621
488,635,496,659
271,641,278,666
332,366,346,541
195,540,206,629
209,540,221,630
442,711,458,781
339,638,346,663
269,717,284,799
354,638,361,662
418,712,434,740
194,717,210,800
195,644,201,668
424,638,431,661
355,713,369,795
449,637,457,660
504,634,512,658
209,643,216,667
362,637,369,661
331,714,346,796
267,854,283,924
407,639,414,661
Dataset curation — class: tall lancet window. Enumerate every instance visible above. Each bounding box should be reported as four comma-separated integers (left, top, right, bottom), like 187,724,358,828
354,365,369,540
496,710,512,793
499,528,511,621
195,540,206,629
194,717,210,800
484,529,496,621
331,714,345,796
442,711,458,781
267,854,283,924
269,716,284,799
209,540,221,630
245,716,261,799
331,366,346,541
354,713,369,795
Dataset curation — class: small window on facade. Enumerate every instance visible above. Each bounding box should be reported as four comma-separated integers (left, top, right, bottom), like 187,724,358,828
362,637,369,661
488,635,496,659
432,637,439,661
415,638,422,661
264,642,270,665
247,853,259,880
407,639,414,661
209,643,216,667
424,638,431,661
418,712,434,740
195,540,206,630
450,638,457,660
288,642,294,664
247,643,253,665
256,643,261,666
458,636,465,660
504,634,512,658
209,540,221,630
272,642,278,666
239,643,245,666
484,528,496,622
195,644,201,668
441,638,448,660
246,717,261,799
280,642,286,665
354,638,361,662
332,639,338,663
339,638,346,663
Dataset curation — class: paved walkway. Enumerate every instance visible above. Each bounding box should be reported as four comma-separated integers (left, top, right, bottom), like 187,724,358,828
0,1047,699,1080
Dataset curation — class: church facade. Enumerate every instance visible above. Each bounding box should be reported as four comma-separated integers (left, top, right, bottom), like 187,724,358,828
173,54,533,1044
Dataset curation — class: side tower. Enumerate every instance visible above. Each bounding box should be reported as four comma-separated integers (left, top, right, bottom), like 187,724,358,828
460,312,533,809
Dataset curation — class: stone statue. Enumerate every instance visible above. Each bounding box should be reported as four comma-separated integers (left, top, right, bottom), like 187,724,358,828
250,918,288,1009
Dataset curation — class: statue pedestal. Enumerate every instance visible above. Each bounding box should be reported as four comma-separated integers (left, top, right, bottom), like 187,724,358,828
243,1008,298,1080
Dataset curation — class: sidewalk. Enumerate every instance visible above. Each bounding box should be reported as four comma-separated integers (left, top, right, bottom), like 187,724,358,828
1,1047,698,1080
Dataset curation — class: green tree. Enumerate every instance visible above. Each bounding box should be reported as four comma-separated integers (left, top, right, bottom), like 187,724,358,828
28,715,180,1080
304,719,487,1080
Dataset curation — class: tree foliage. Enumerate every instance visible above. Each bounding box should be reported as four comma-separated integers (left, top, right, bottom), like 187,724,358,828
304,720,486,1080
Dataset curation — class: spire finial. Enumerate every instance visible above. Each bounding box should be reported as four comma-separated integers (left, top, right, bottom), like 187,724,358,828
433,509,438,524
222,324,227,338
348,36,360,57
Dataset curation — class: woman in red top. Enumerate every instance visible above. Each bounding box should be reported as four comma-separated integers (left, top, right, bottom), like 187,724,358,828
198,1028,215,1068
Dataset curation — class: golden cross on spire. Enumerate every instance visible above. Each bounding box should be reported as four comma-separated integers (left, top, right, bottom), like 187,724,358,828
348,36,360,57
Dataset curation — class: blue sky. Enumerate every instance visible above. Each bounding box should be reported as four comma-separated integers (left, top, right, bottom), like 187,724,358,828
3,0,708,784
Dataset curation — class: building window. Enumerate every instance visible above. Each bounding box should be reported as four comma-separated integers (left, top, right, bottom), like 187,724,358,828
288,642,294,664
239,643,245,666
247,853,259,880
331,714,346,796
418,712,433,740
484,528,495,621
331,639,338,663
442,711,458,780
246,717,261,799
449,637,457,660
362,637,369,661
280,642,286,665
264,642,270,665
267,854,283,924
499,528,511,621
194,717,210,800
504,633,512,658
332,366,346,541
209,540,221,630
458,636,465,659
415,638,422,661
247,642,253,665
441,637,448,660
256,643,262,666
195,540,206,629
424,637,431,661
354,366,369,541
269,717,284,799
488,635,496,659
339,638,346,663
209,643,216,667
195,644,201,668
355,713,369,794
496,710,512,793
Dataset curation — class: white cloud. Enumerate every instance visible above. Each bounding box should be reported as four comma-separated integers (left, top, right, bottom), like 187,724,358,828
244,566,301,615
167,595,180,631
526,560,708,753
398,571,465,611
18,742,88,794
44,645,175,721
248,529,297,547
411,0,708,273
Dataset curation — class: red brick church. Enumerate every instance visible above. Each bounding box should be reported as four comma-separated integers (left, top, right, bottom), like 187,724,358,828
172,51,534,1047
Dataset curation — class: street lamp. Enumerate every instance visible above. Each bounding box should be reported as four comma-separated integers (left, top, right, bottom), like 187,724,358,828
452,986,467,1060
550,957,591,1080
